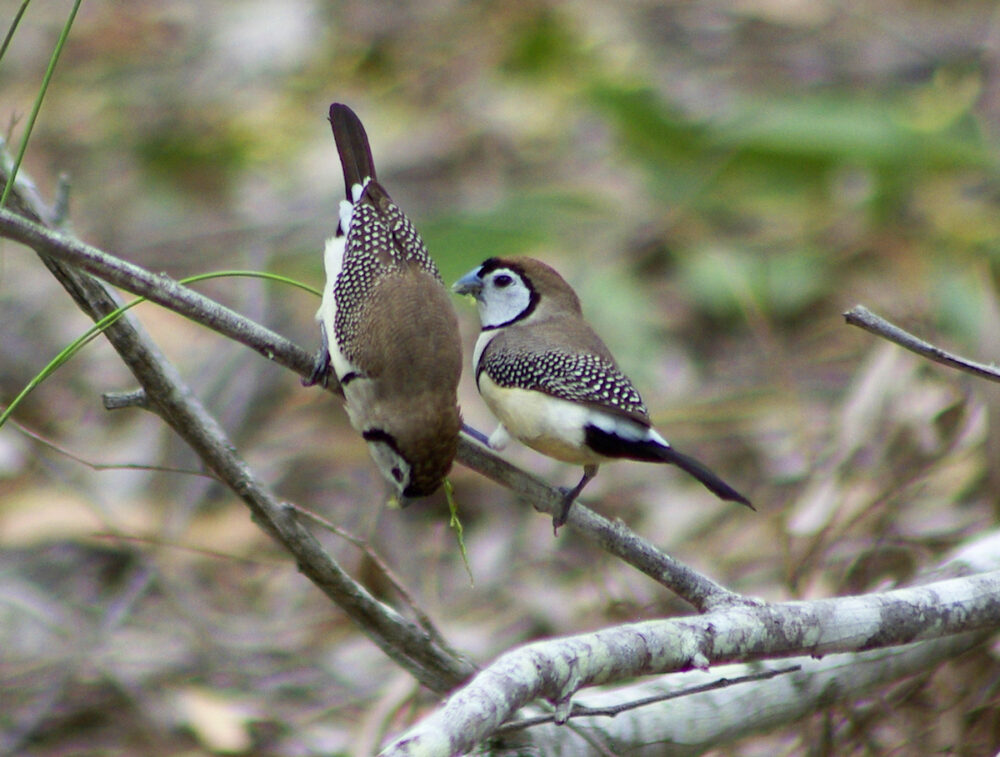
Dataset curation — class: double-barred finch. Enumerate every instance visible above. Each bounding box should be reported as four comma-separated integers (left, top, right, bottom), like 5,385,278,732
307,103,462,502
453,256,752,530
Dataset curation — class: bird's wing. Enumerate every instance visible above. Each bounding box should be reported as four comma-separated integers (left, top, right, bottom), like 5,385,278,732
362,181,443,280
334,183,445,368
479,340,651,426
351,270,463,388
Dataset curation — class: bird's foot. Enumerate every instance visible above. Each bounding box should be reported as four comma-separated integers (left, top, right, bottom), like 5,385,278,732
302,345,332,387
552,488,576,534
302,327,332,387
550,464,598,535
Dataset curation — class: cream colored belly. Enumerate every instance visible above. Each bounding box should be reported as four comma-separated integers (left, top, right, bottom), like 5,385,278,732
478,374,602,465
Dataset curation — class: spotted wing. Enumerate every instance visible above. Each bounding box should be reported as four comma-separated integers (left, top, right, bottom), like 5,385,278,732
333,184,444,367
479,344,651,424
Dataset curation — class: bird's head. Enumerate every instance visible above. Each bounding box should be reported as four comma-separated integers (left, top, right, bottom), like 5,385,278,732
361,395,461,504
453,256,581,329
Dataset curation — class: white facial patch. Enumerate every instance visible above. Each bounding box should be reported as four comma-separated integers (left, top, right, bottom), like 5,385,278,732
476,268,533,329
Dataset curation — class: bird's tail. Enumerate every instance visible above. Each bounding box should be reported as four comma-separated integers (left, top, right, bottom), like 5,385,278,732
329,103,377,199
659,446,754,510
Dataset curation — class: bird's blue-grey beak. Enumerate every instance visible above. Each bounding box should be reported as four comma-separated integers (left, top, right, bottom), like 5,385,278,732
452,268,484,298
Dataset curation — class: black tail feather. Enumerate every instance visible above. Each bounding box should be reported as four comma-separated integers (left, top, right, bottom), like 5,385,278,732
583,424,752,509
329,103,377,198
659,446,754,510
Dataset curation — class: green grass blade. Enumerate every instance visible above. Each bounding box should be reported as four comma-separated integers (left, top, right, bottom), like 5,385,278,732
178,269,321,297
445,479,474,585
1,0,83,209
0,296,142,428
0,1,33,66
0,269,320,429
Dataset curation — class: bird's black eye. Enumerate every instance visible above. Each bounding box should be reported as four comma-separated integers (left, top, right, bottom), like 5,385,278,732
494,274,513,288
391,466,404,483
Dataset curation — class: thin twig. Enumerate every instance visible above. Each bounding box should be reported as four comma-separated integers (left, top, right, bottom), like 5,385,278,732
571,664,801,717
282,501,466,659
844,305,1000,383
91,532,289,566
102,389,149,409
495,664,802,734
10,417,213,477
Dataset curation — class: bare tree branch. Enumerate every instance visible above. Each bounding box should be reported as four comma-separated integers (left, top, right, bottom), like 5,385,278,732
0,169,473,693
0,203,744,612
379,532,1000,755
4,151,1000,755
511,532,1000,753
494,631,985,756
844,304,1000,382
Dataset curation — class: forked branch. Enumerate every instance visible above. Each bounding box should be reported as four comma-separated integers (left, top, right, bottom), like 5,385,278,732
0,201,743,612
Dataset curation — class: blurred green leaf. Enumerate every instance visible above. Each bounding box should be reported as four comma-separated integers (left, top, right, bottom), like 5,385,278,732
422,191,602,282
933,264,988,342
137,116,254,195
588,83,716,205
678,245,831,320
500,6,580,76
896,66,982,133
678,245,752,320
590,80,994,220
589,83,708,162
715,95,992,169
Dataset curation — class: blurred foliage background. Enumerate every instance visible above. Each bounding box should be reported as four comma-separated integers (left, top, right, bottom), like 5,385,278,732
3,0,1000,754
